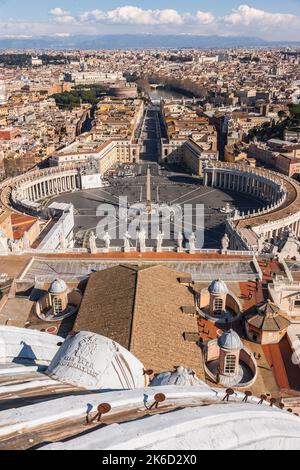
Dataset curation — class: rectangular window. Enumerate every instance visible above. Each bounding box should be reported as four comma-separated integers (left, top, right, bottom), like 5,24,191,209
225,355,236,374
53,298,63,316
214,298,223,313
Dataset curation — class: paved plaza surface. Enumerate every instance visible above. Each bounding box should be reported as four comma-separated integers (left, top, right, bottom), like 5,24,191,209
47,163,264,249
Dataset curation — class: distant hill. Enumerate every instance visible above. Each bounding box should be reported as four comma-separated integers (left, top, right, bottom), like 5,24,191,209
0,34,299,50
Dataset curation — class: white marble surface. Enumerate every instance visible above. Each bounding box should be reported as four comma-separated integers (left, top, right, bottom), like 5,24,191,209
40,402,300,450
47,331,146,390
0,326,63,365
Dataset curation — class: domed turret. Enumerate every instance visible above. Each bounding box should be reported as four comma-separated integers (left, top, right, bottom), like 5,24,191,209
208,279,229,296
217,329,243,381
208,279,229,316
36,278,81,322
49,279,68,295
218,329,243,351
46,279,69,318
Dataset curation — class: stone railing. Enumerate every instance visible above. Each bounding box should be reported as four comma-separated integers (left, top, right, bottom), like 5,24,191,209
204,162,300,251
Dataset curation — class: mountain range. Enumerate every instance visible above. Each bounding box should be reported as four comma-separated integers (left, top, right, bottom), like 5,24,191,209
0,34,299,50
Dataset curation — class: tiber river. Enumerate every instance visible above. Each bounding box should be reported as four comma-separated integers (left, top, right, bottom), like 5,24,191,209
148,86,191,101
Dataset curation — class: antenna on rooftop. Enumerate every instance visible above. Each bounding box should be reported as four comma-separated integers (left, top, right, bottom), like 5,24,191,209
89,403,111,424
148,393,166,410
222,388,235,402
242,390,252,403
258,394,267,405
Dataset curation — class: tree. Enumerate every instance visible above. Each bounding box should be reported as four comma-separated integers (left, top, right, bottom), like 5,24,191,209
278,110,287,122
289,104,300,125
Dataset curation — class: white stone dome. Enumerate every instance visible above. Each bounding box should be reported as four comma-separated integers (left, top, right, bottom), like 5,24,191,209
41,402,300,450
150,366,210,387
218,329,243,351
46,331,146,390
208,279,229,295
49,279,68,294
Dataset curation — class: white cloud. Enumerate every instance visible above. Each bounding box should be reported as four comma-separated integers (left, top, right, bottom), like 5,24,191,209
0,5,299,40
49,8,69,17
48,4,299,35
74,5,298,33
195,11,215,25
80,7,184,25
79,10,105,23
49,7,76,24
77,6,216,26
224,4,297,29
53,32,71,37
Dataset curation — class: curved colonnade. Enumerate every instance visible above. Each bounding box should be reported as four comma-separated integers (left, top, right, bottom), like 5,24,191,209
203,162,300,251
0,164,80,216
1,162,300,254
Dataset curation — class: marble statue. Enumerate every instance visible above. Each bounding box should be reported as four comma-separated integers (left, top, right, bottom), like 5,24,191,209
257,234,265,253
0,230,8,255
22,231,30,250
89,232,97,254
189,232,196,253
123,231,131,252
138,228,147,252
156,231,164,252
103,231,111,251
221,233,230,252
8,239,21,254
7,238,14,254
177,232,184,252
233,209,239,220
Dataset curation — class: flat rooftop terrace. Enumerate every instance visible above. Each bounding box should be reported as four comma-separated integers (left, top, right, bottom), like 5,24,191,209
18,256,260,283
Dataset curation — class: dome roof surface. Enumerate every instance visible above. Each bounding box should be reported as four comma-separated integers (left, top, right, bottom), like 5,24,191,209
49,279,68,294
208,279,229,295
150,366,210,387
247,300,291,332
218,329,243,351
47,331,146,390
41,402,300,450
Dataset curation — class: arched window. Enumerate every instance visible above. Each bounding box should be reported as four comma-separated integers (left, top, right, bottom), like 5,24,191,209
225,354,236,374
53,297,63,316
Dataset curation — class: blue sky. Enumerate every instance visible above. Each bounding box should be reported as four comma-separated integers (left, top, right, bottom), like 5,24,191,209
0,1,300,18
0,1,300,40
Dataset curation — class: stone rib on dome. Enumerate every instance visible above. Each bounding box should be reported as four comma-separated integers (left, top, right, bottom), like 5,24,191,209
257,300,280,317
